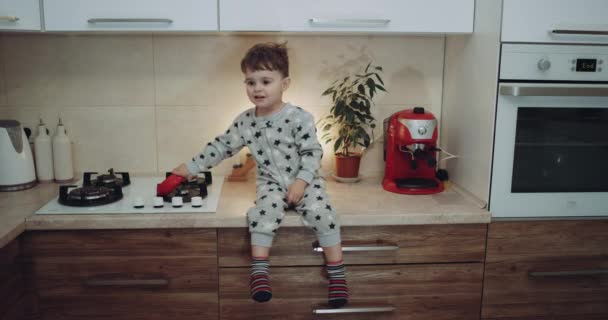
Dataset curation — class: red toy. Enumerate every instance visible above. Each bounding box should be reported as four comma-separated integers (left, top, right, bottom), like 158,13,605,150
156,174,185,196
382,107,443,195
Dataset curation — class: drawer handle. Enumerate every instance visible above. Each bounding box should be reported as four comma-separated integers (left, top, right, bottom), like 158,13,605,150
309,18,390,27
88,18,173,24
312,306,395,314
529,269,608,278
0,16,20,22
313,243,399,252
84,278,169,287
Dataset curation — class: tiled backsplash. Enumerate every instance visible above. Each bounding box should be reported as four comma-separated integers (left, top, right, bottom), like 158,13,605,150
0,33,445,178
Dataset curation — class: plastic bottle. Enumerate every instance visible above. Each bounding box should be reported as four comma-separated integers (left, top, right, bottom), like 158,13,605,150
34,119,54,182
52,118,74,182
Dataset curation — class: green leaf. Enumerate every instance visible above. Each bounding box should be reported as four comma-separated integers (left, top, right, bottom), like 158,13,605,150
321,88,334,96
376,84,386,92
370,123,376,129
375,66,383,71
374,73,385,86
333,137,343,153
323,124,332,131
357,84,365,95
365,62,371,73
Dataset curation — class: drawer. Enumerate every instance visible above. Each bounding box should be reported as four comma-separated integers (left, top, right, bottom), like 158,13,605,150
502,0,608,44
22,229,217,258
219,263,483,320
29,256,217,294
219,225,486,267
482,221,608,319
39,292,217,320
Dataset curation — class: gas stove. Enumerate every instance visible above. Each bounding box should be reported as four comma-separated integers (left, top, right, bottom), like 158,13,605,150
36,170,224,215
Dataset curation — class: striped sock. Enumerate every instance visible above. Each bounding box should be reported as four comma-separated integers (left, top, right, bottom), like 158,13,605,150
250,257,272,302
327,260,348,308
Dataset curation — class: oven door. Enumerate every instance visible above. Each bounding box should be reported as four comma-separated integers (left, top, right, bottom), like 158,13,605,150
490,83,608,217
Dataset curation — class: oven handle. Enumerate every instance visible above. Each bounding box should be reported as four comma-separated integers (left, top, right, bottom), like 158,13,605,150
499,84,608,97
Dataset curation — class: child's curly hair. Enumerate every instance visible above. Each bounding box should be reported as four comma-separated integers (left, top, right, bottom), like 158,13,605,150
240,42,289,78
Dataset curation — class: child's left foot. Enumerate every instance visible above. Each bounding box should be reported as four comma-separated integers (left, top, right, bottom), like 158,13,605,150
327,260,348,308
250,257,272,302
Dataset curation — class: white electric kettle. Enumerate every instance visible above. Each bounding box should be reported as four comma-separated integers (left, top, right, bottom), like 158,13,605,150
0,120,37,191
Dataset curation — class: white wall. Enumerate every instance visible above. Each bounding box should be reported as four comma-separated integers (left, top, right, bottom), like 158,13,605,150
0,33,446,178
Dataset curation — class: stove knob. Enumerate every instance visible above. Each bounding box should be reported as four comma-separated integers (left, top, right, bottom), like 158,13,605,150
133,197,144,209
171,196,183,208
153,197,164,208
537,58,551,72
191,196,203,208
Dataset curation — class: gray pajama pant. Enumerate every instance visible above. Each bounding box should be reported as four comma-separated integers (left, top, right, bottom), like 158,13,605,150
247,177,341,248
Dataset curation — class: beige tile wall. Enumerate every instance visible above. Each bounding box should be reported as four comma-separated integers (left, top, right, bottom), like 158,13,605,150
0,33,445,178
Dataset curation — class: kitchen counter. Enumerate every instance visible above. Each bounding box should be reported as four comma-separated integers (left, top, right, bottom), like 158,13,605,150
0,177,490,247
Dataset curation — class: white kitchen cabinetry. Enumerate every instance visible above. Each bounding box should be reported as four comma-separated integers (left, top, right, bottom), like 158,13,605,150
502,0,608,44
220,0,474,33
0,0,41,31
43,0,218,32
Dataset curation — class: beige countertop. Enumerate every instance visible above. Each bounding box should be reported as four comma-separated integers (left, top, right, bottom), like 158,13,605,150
1,177,490,248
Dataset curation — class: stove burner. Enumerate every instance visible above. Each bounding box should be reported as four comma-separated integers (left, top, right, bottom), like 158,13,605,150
84,169,131,188
158,171,212,203
59,184,123,207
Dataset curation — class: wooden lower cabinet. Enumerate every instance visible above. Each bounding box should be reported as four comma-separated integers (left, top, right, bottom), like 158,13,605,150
21,229,219,320
482,220,608,320
220,264,484,320
1,238,27,320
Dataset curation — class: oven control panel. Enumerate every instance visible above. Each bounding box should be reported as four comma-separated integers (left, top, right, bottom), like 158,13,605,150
500,43,608,81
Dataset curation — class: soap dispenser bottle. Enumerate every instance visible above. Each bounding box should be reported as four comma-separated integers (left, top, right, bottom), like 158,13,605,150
34,119,54,182
52,118,74,182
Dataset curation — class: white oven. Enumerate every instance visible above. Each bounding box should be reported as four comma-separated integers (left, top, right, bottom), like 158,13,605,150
490,44,608,217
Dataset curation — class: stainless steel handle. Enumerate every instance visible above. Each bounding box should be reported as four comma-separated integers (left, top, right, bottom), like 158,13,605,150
552,29,608,36
529,269,608,278
312,306,395,314
499,84,608,97
88,18,173,24
84,279,169,287
0,16,19,22
309,18,390,26
313,244,399,252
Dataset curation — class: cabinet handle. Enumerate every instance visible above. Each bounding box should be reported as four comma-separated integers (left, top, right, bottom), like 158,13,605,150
0,16,19,22
84,278,169,287
499,84,608,97
309,18,390,27
529,269,608,278
552,29,608,36
313,243,399,252
88,18,173,24
312,306,395,314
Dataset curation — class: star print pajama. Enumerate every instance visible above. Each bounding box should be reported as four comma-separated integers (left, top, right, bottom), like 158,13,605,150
186,103,341,248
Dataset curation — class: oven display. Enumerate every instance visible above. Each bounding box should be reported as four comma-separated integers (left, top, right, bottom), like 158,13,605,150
575,58,597,72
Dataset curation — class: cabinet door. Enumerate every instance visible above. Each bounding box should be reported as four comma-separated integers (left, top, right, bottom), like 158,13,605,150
482,221,608,319
220,263,483,320
22,229,219,320
502,0,608,44
0,0,41,31
43,0,217,31
220,0,473,33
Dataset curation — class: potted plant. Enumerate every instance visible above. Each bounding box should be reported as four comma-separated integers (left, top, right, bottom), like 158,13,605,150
319,62,386,179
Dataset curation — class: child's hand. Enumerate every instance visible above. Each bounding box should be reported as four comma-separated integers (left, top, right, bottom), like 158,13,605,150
172,163,195,180
287,179,308,206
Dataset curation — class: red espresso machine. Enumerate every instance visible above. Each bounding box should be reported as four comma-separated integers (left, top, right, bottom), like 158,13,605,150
383,107,443,195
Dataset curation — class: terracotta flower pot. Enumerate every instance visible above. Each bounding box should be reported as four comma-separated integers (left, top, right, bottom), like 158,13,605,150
335,152,362,178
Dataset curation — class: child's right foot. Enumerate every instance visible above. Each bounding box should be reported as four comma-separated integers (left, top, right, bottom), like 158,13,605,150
327,260,348,308
250,257,272,302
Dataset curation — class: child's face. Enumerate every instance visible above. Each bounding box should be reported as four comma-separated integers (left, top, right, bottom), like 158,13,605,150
244,69,290,111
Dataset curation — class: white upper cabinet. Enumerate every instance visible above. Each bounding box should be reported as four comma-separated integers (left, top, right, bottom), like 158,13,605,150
0,0,41,31
219,0,474,33
502,0,608,44
43,0,218,32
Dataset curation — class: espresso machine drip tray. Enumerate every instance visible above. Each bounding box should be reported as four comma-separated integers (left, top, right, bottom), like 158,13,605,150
394,178,439,189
